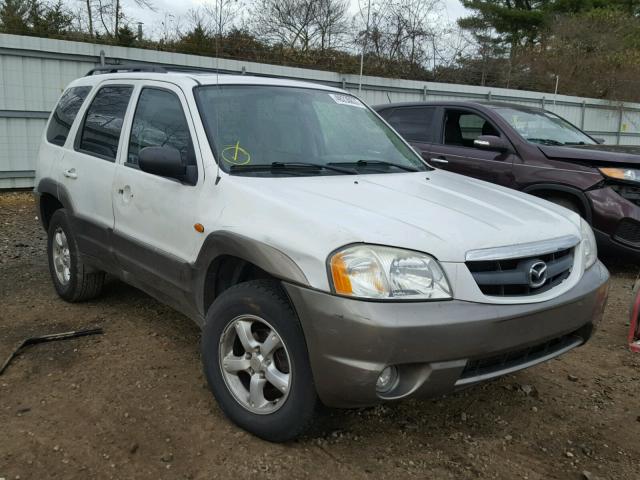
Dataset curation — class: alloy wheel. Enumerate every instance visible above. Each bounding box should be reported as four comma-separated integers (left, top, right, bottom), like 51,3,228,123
218,314,292,414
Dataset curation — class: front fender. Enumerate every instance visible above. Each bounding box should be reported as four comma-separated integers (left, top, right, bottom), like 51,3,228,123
192,231,309,318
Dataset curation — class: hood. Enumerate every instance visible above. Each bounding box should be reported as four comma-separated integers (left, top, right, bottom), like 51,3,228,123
539,144,640,166
224,170,581,267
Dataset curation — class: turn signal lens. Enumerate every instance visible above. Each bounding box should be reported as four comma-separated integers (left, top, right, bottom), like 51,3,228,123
330,253,353,295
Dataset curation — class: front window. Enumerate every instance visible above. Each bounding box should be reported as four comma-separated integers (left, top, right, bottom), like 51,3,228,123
494,107,596,146
195,85,429,176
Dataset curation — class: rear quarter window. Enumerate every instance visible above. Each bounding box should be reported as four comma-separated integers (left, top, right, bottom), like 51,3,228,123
46,86,92,146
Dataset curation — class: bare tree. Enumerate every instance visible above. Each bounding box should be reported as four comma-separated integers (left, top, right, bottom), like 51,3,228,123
252,0,348,53
314,0,349,51
203,0,243,37
95,0,155,38
354,0,442,68
82,0,93,36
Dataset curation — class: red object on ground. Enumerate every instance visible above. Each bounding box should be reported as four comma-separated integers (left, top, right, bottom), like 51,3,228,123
630,282,640,353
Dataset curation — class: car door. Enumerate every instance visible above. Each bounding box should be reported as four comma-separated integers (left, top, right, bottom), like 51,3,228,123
379,106,438,162
58,82,135,260
111,82,204,301
429,108,516,187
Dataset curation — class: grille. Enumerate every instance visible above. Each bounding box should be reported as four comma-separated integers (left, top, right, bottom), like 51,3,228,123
466,248,573,297
614,219,640,246
459,332,582,381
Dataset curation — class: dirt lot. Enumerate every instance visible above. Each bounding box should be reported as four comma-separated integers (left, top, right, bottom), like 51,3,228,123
1,191,639,480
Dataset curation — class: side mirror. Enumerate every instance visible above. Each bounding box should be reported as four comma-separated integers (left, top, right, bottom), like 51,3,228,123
138,146,186,181
594,137,605,145
473,135,510,152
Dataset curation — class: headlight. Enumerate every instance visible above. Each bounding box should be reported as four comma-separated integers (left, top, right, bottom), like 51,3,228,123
599,167,640,184
580,218,597,268
329,245,452,300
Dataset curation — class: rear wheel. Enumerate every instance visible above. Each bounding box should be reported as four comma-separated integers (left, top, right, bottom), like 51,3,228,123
201,279,318,442
47,209,105,302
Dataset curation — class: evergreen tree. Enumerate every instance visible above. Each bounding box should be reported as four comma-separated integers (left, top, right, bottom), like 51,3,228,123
0,0,29,34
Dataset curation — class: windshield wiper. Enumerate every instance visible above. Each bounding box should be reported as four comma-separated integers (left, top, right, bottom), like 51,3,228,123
229,162,357,175
329,159,421,172
526,138,564,146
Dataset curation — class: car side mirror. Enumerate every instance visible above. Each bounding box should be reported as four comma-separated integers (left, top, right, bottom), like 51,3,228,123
138,146,186,181
473,135,510,152
594,137,605,145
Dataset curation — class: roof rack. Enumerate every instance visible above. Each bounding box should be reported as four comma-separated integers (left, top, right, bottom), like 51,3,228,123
85,64,234,77
85,64,168,76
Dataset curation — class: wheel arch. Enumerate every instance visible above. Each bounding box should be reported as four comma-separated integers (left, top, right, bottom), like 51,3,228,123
194,231,309,317
35,178,75,230
523,183,593,224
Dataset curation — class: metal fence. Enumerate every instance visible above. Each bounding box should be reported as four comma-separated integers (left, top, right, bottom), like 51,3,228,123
2,32,640,189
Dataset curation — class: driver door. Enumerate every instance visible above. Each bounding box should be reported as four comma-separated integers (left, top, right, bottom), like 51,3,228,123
112,81,204,300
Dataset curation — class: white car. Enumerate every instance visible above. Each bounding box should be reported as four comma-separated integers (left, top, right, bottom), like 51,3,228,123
34,65,609,442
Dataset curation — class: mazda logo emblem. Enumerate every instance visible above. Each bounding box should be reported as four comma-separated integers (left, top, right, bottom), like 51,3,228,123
529,260,548,288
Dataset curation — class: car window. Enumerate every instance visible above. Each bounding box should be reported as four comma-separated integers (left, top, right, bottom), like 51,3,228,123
46,86,92,147
384,107,436,142
77,85,134,161
127,88,196,168
444,110,500,148
494,107,596,146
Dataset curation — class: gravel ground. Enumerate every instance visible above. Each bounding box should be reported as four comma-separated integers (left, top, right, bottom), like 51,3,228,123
1,191,639,480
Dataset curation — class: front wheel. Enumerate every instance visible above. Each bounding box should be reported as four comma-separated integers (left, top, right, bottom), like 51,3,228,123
201,280,318,442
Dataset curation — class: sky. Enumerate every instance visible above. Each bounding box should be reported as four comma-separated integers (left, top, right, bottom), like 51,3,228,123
123,0,470,38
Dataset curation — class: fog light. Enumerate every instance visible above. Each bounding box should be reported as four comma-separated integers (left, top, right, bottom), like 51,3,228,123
376,366,398,393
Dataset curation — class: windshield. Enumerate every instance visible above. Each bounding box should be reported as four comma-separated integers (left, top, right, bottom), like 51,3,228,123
195,85,428,175
494,107,596,146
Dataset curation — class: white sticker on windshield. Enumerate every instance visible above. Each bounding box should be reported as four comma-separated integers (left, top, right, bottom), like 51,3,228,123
329,93,366,108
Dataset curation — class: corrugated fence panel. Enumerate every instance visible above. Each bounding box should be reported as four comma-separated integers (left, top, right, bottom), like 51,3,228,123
2,32,640,188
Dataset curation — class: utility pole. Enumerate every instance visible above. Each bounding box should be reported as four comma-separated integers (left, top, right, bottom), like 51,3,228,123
553,75,559,105
358,0,372,96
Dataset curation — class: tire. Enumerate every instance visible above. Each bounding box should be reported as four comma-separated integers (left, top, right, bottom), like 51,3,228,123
47,209,105,302
201,279,318,442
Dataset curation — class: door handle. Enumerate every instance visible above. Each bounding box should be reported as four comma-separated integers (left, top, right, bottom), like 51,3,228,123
118,185,133,201
63,168,77,179
429,157,449,164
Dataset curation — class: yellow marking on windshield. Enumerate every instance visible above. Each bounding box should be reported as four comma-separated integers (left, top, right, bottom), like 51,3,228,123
221,141,251,165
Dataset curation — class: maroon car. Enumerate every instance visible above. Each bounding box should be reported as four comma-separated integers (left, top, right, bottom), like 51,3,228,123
374,101,640,259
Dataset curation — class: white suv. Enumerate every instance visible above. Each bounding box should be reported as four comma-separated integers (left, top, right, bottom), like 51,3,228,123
34,65,609,442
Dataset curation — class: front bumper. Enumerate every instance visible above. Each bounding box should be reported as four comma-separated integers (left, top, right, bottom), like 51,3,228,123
587,186,640,256
284,261,609,408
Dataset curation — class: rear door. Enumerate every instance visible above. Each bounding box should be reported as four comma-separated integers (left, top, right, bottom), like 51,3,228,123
379,106,438,161
58,82,134,260
429,108,516,187
111,81,204,300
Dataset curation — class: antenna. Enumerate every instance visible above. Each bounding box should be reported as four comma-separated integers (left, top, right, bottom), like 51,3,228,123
215,0,223,86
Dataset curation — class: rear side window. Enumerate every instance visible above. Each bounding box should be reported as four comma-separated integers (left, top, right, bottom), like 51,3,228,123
77,85,134,161
46,86,92,146
127,88,195,168
384,107,436,142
